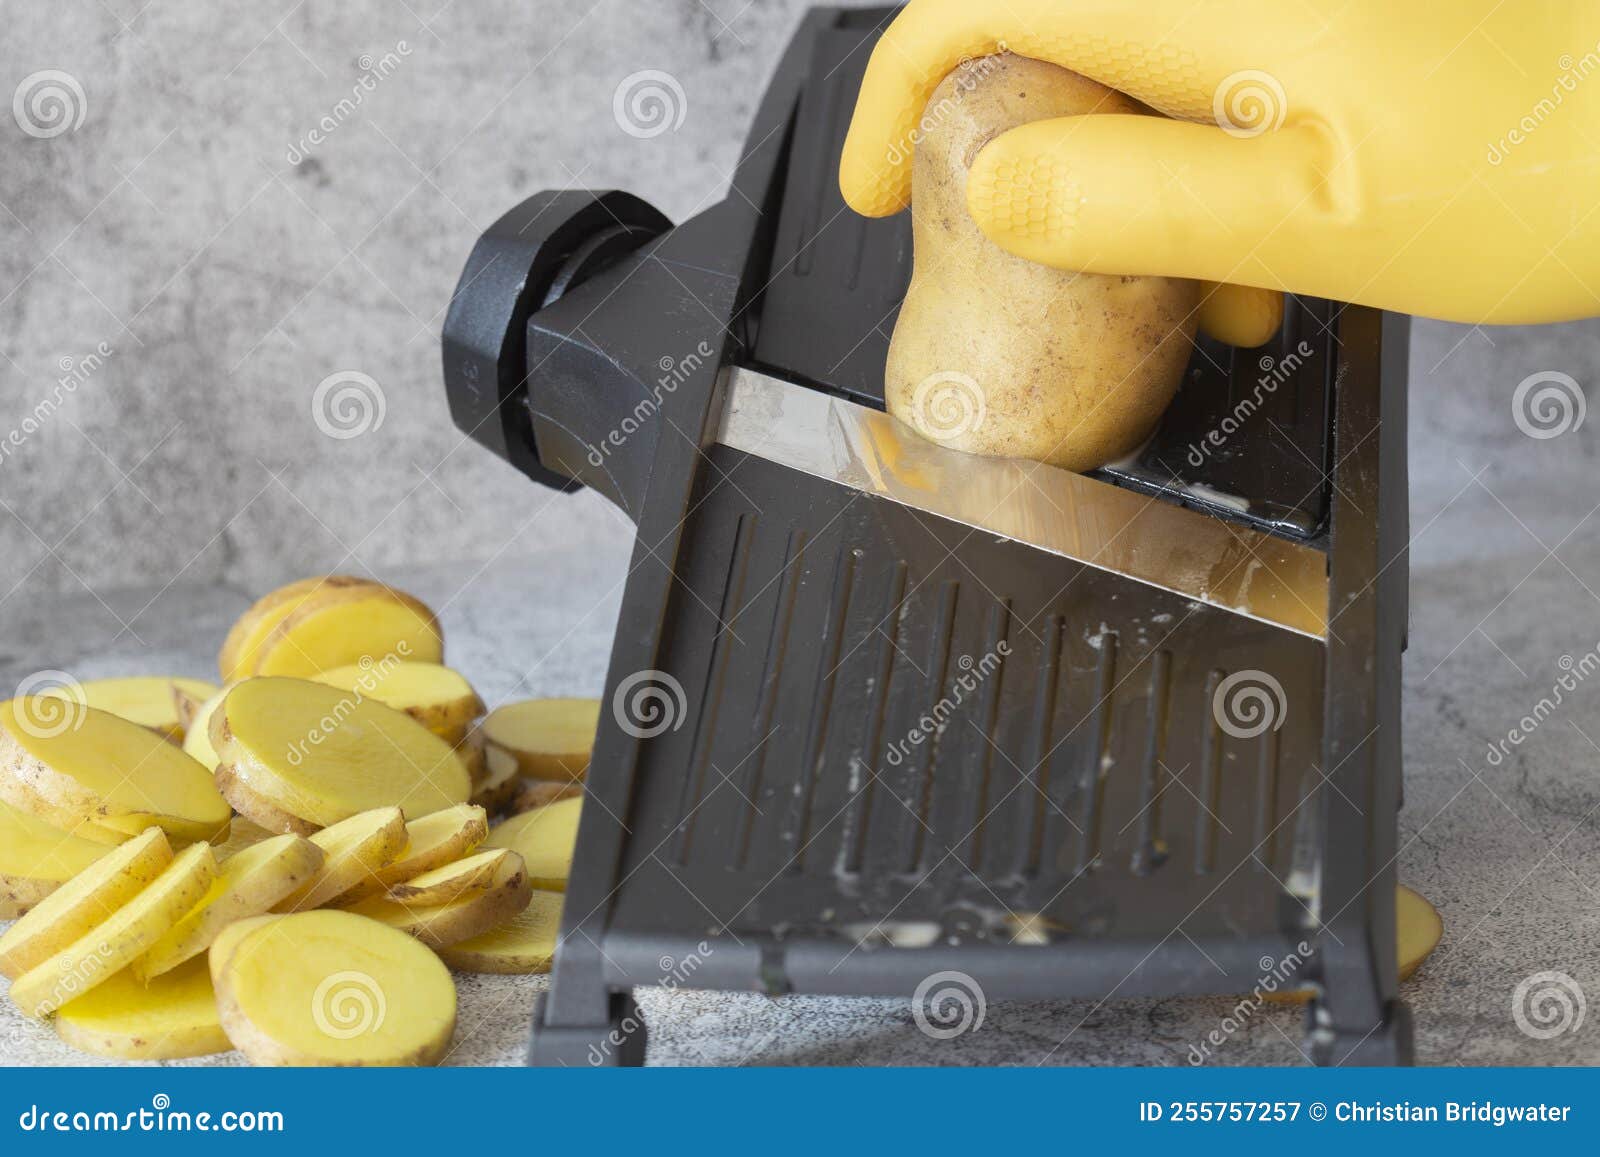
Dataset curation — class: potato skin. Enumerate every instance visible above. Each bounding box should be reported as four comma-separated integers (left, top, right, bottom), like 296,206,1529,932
886,54,1198,472
436,888,563,975
0,875,57,919
213,763,319,837
508,779,582,816
346,857,532,949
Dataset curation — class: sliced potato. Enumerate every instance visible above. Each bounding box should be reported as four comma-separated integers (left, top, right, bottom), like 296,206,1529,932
509,779,583,816
274,807,406,912
65,821,133,847
212,909,456,1066
181,684,234,774
38,676,219,742
9,842,217,1017
0,798,110,918
1397,883,1443,981
344,851,531,949
432,721,471,749
311,662,484,734
484,796,581,891
0,699,230,843
212,677,470,828
171,681,210,734
213,764,318,837
207,912,283,976
1,878,56,920
218,575,381,682
208,814,278,860
456,726,487,789
333,803,487,904
94,807,231,846
469,739,520,814
54,955,231,1060
387,848,512,905
438,888,564,975
252,584,443,679
0,772,129,846
480,698,598,782
0,828,172,978
134,834,324,980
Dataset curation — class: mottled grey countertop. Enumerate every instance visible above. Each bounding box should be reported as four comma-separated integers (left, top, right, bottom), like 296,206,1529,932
7,313,1600,1067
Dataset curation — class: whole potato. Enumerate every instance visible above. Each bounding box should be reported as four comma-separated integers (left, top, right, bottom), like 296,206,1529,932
886,54,1198,472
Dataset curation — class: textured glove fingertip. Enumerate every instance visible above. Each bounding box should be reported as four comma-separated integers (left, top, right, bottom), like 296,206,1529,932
965,142,1084,265
1198,284,1286,349
839,118,917,217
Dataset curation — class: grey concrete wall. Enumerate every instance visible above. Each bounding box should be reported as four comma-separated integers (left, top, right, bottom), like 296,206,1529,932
0,0,868,605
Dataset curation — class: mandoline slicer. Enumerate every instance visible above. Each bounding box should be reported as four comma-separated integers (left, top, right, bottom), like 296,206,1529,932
441,5,1413,1066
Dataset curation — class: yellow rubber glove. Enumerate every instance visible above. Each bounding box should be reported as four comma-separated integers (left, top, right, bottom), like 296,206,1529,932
841,0,1600,325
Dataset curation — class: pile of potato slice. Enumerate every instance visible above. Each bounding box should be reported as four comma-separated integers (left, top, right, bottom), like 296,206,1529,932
0,574,596,1065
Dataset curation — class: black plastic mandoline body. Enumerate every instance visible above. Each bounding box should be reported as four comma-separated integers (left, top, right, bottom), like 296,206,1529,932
442,6,1413,1066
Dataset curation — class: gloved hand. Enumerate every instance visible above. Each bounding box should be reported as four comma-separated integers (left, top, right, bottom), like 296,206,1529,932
841,0,1600,325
